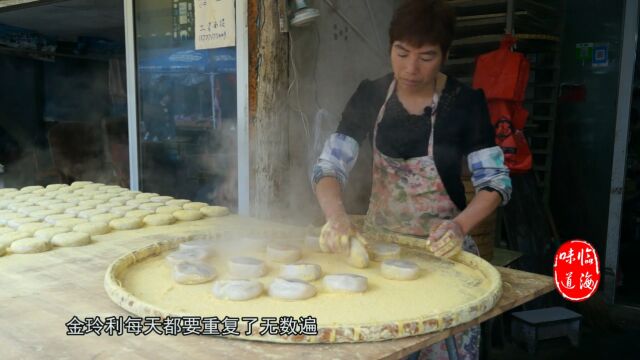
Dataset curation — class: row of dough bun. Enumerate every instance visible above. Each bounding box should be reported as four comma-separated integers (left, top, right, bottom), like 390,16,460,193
163,239,420,302
0,182,230,256
167,239,370,301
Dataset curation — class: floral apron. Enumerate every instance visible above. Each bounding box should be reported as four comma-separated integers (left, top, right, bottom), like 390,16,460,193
364,80,480,360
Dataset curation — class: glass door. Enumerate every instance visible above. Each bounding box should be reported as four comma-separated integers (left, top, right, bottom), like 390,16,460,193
129,0,239,211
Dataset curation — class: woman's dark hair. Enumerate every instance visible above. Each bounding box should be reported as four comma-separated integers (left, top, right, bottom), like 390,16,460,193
389,0,456,55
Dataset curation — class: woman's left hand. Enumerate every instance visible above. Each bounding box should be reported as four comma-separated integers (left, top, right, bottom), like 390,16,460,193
427,220,464,258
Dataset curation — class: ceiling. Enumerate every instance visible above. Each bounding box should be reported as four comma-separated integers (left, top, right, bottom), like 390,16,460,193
0,0,124,42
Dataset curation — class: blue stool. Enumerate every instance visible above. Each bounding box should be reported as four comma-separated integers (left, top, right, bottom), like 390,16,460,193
511,307,582,354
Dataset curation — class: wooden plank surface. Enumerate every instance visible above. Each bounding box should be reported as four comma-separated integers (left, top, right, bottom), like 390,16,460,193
0,215,554,359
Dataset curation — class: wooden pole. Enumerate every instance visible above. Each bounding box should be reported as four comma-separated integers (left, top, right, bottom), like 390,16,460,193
248,0,290,219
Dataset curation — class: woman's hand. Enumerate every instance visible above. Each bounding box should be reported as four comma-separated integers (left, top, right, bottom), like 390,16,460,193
427,220,464,258
319,215,353,253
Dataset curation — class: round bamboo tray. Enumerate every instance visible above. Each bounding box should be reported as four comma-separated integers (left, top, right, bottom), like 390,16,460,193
104,232,502,344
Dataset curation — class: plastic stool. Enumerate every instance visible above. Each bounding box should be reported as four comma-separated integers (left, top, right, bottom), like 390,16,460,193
511,307,581,354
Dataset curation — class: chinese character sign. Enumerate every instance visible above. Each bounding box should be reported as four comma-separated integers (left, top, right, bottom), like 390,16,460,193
195,0,236,50
553,240,600,302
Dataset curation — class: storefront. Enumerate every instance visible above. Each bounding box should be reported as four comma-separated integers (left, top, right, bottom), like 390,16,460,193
0,0,249,213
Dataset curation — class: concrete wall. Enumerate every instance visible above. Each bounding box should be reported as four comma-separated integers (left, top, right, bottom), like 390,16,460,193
285,0,399,225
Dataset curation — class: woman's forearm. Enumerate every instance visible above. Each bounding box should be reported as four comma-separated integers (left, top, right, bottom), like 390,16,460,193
315,177,348,221
453,190,502,235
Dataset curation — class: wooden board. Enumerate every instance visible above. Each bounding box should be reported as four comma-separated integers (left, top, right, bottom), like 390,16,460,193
0,215,554,359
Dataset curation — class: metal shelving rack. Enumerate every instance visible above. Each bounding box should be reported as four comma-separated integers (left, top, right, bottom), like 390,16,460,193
445,0,564,206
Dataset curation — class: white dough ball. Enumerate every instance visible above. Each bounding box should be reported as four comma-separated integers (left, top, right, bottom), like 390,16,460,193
280,263,322,281
200,206,230,217
172,262,217,285
228,257,267,279
34,227,70,242
268,278,316,300
73,222,111,236
51,232,91,247
173,210,204,221
56,218,88,229
18,222,52,235
10,237,50,253
380,259,420,281
156,205,182,214
212,279,263,301
44,213,75,225
143,213,176,226
183,202,208,210
8,217,39,229
267,243,302,264
371,243,401,261
323,274,368,293
109,217,143,230
165,248,210,265
166,199,190,207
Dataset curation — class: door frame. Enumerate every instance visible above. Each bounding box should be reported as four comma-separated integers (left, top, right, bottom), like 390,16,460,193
604,0,638,304
123,0,250,213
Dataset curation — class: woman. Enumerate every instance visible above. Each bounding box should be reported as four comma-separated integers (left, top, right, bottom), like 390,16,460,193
311,0,511,359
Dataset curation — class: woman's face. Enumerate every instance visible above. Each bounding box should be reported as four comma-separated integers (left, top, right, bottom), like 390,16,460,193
390,40,444,93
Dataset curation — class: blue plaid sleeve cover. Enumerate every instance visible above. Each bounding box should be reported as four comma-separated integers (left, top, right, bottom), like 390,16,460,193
467,146,512,205
312,133,359,191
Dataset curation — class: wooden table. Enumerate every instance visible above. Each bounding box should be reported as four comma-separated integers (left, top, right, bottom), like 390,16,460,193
0,215,554,359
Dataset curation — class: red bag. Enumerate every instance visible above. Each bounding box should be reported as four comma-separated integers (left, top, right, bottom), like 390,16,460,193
473,35,533,172
487,100,529,130
473,35,530,101
494,115,532,173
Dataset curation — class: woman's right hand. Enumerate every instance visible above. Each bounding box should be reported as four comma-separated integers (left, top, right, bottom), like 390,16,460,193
319,215,353,253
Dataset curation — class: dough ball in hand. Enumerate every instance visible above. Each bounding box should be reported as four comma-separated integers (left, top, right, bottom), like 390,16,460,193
172,262,216,285
212,279,263,301
268,278,317,301
347,239,370,269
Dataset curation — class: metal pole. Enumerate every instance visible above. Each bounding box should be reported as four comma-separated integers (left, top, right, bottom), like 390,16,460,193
124,0,139,191
236,0,250,215
445,336,460,360
506,0,514,35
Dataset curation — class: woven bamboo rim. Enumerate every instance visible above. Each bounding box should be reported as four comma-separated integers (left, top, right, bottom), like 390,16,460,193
104,232,502,343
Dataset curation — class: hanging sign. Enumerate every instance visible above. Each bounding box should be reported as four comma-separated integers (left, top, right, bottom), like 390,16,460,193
194,0,236,50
